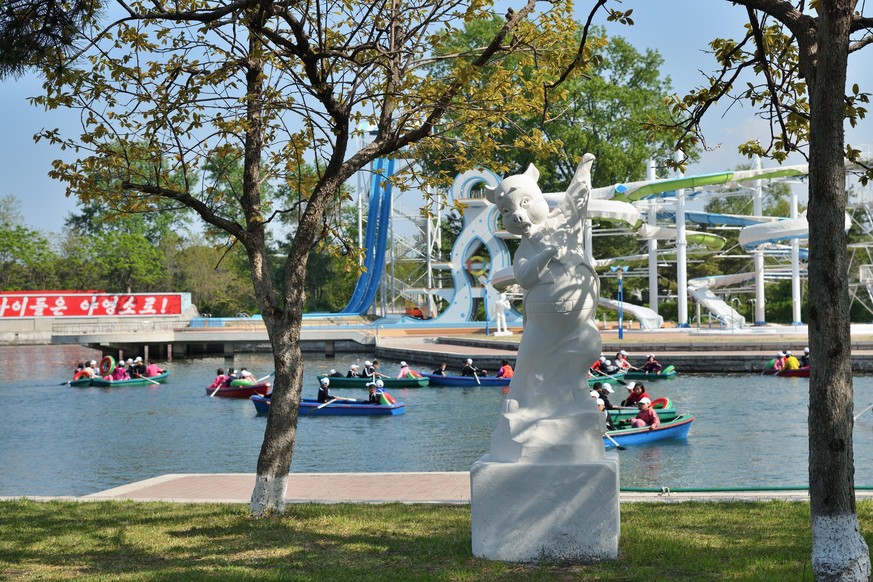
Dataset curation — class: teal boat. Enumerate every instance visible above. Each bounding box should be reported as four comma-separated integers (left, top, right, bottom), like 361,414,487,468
90,371,170,387
316,375,429,388
588,371,626,386
624,365,677,381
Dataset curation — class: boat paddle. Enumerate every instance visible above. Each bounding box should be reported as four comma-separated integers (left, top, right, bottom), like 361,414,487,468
603,433,626,451
855,403,873,422
141,375,161,386
474,370,481,385
315,397,343,410
595,368,627,386
209,383,224,397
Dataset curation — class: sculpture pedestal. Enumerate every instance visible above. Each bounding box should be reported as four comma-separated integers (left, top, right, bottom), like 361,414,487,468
493,330,513,336
470,454,620,563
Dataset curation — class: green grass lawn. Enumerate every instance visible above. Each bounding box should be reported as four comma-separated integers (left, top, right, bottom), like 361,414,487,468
2,499,871,581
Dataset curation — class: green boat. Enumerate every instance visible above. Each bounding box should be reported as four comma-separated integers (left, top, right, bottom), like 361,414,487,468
90,371,171,387
316,375,429,388
624,365,677,381
588,371,626,386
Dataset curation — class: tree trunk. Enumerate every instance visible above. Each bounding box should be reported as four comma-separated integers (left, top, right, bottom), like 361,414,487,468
250,314,305,516
806,3,871,579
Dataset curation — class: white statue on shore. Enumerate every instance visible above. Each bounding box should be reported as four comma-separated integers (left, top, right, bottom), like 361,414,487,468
492,292,512,335
485,153,602,442
472,153,618,562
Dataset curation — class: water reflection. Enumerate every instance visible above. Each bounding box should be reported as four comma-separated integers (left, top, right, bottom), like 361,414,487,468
1,345,873,496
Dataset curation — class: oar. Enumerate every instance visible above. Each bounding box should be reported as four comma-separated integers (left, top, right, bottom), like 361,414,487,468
255,373,273,383
141,375,161,386
209,383,224,397
594,368,628,386
854,403,873,422
316,398,342,410
604,433,626,451
473,370,481,385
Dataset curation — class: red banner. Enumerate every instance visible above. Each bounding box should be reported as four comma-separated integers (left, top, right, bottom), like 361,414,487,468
0,293,184,318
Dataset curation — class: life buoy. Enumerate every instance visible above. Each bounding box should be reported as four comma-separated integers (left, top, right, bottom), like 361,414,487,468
380,391,397,405
650,397,671,410
230,379,255,387
73,370,91,381
99,356,115,376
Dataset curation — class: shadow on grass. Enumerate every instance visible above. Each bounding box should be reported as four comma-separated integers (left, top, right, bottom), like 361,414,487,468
2,500,872,581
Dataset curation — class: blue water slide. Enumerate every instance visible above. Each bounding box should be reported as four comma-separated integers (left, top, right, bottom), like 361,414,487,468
351,158,395,314
337,158,394,315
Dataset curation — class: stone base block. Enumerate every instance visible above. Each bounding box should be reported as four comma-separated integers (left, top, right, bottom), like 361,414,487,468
471,455,620,563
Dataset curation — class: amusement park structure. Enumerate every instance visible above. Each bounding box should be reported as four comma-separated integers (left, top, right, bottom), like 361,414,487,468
321,154,873,331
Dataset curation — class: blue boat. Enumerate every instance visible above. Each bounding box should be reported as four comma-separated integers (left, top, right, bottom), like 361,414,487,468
421,373,510,387
251,395,406,416
603,414,694,448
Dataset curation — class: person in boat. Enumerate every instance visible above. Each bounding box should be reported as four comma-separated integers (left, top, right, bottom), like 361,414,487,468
460,358,480,377
641,354,663,375
317,377,336,404
614,350,637,371
783,351,800,370
600,359,620,376
397,361,412,379
372,360,388,378
347,364,361,378
593,381,616,410
85,360,99,378
630,397,660,429
111,363,130,381
597,398,616,431
144,360,164,377
496,360,514,379
771,352,786,371
328,368,344,378
130,356,147,377
589,355,606,375
208,368,227,390
364,380,385,404
621,382,649,407
801,347,810,368
222,369,238,387
432,362,448,376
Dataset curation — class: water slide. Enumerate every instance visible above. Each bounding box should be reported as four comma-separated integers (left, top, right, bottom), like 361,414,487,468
302,158,394,319
339,158,395,315
687,273,752,328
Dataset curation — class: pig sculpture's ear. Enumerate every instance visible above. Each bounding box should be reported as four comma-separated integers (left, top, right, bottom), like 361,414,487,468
484,184,501,205
523,164,540,184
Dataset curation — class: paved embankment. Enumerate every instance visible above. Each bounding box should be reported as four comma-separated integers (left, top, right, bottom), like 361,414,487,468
375,328,873,373
9,473,873,505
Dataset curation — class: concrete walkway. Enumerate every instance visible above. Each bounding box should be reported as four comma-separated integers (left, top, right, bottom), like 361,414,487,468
18,472,857,504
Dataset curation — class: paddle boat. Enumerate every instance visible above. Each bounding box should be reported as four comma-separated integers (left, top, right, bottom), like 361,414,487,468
623,365,677,381
90,371,171,387
603,414,695,448
315,375,429,388
68,376,94,388
762,366,810,378
250,395,406,416
421,373,510,387
207,381,271,398
607,397,678,424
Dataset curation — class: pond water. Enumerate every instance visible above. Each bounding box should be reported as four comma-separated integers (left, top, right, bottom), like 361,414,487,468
2,345,873,496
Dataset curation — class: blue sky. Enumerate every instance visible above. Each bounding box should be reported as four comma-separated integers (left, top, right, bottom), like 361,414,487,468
2,1,871,232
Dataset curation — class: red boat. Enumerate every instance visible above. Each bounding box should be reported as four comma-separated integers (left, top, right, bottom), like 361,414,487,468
205,382,271,398
762,366,810,378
